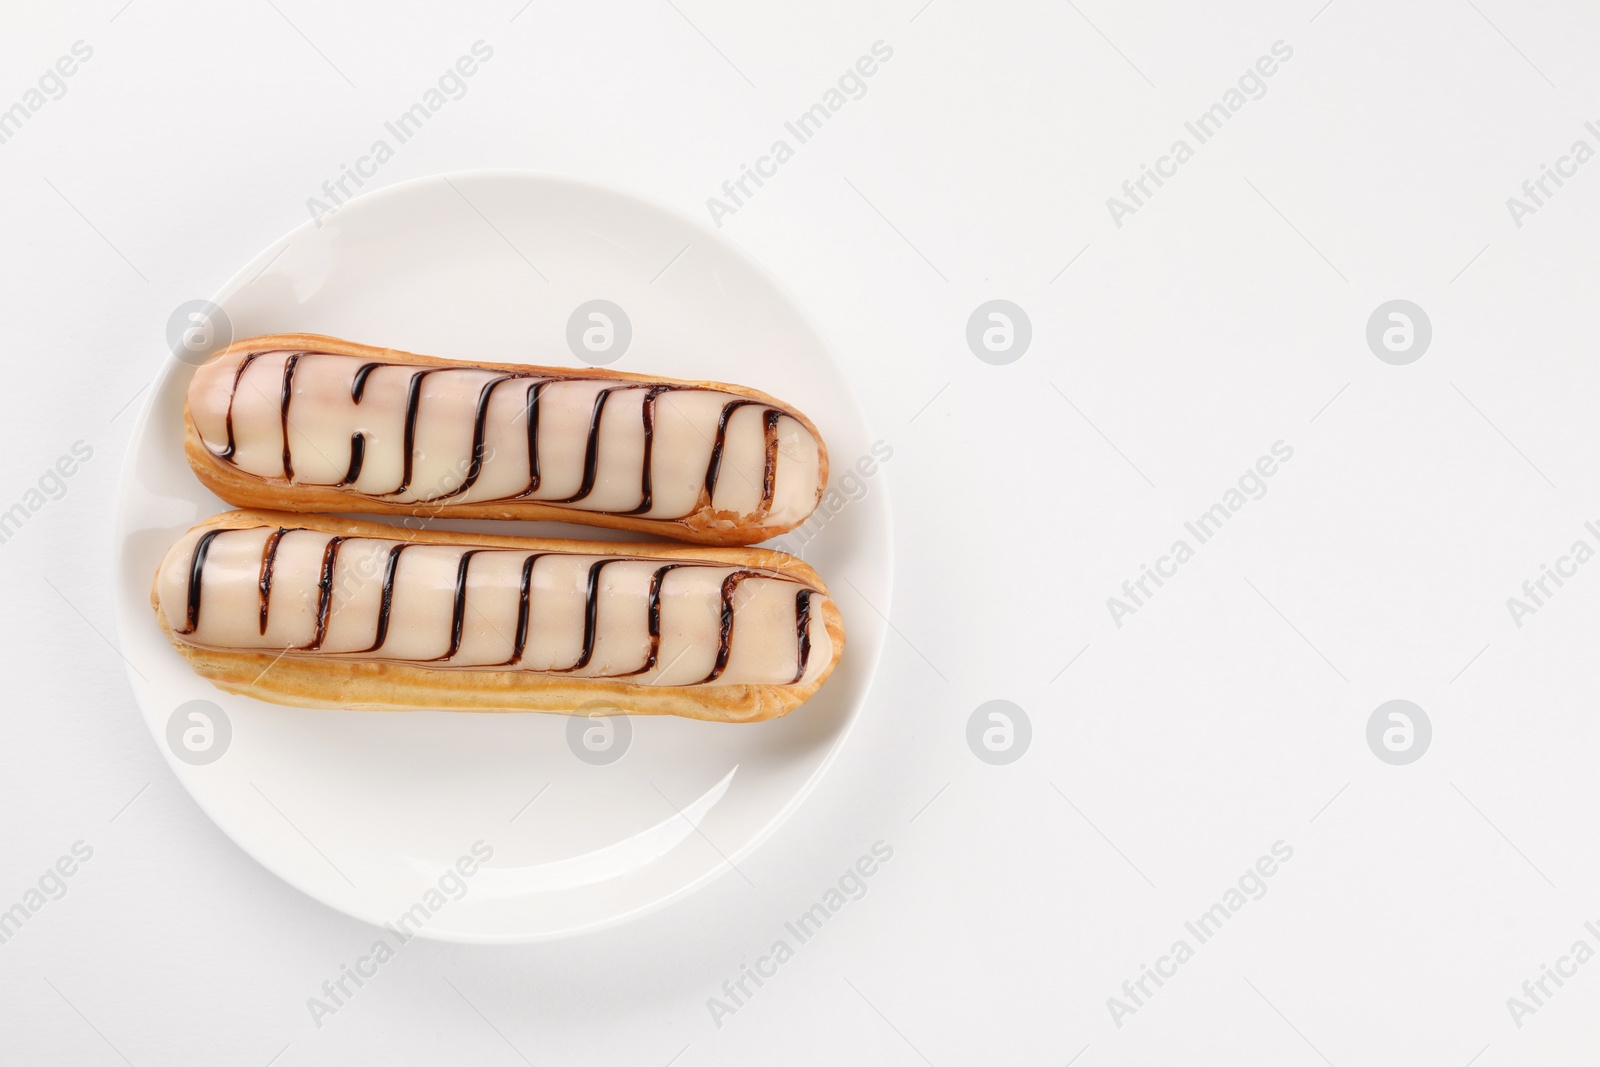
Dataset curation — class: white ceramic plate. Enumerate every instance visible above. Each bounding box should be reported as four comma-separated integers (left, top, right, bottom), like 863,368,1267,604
112,171,891,942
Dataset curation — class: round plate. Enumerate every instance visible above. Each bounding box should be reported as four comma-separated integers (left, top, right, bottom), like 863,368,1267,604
112,171,891,942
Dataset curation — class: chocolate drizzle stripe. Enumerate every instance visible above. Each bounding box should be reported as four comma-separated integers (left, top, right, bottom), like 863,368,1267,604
622,386,670,516
760,409,781,515
790,590,813,685
343,360,382,485
644,563,681,674
355,543,409,654
503,552,547,666
215,351,265,461
515,381,546,497
279,352,304,480
389,368,436,496
350,361,381,402
431,549,483,661
551,388,615,503
306,536,345,650
554,559,616,672
338,433,365,486
436,375,515,500
178,529,224,634
257,526,288,635
698,570,761,684
618,562,690,676
703,399,761,505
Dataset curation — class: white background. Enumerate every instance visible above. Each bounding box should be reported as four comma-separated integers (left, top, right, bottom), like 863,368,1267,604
4,0,1600,1063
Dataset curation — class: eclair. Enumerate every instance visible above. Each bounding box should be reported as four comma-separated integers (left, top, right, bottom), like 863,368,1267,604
183,334,828,546
151,511,844,723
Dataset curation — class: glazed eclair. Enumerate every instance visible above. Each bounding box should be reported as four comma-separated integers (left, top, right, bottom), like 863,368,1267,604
151,511,844,722
184,334,828,546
